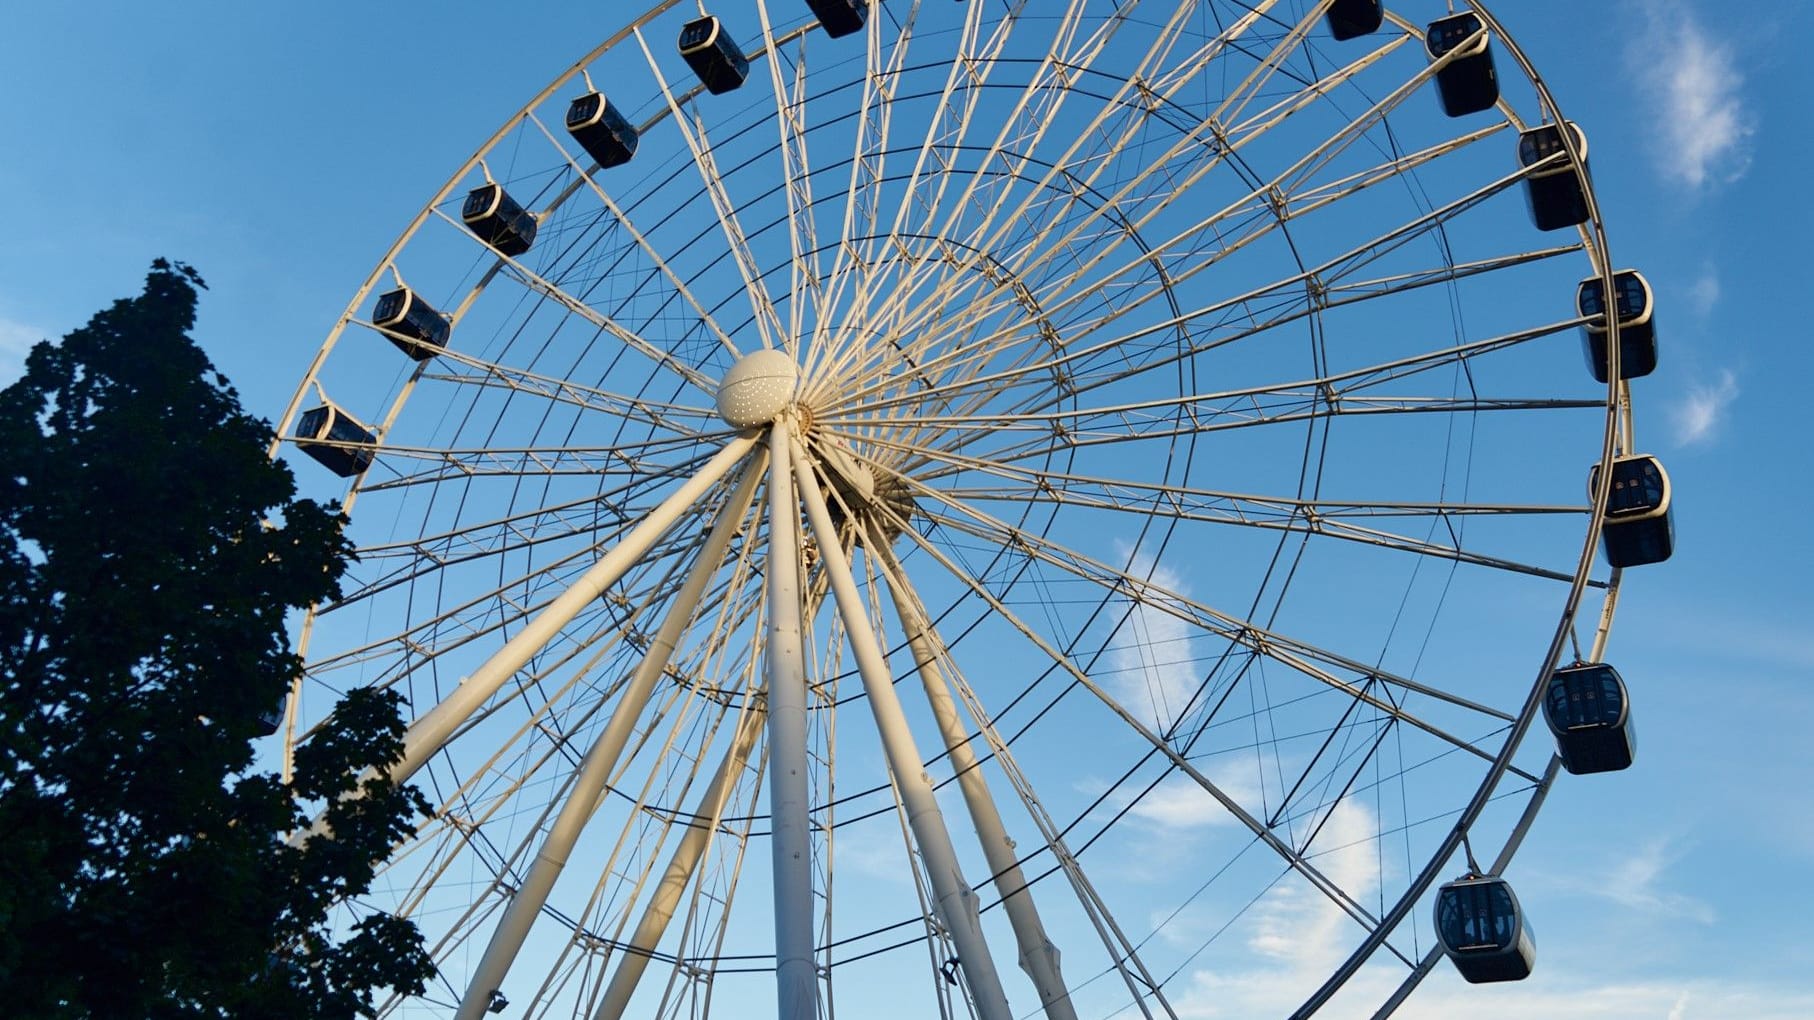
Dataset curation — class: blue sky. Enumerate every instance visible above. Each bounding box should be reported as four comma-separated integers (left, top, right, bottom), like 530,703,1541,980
4,2,1810,1017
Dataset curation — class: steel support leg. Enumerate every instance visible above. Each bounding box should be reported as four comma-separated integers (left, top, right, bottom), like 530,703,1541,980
397,434,759,785
591,702,767,1019
451,457,765,1020
873,534,1079,1020
790,432,1014,1020
765,422,819,1020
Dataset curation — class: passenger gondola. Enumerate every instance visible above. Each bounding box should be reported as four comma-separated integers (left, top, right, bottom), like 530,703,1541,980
1436,874,1535,983
1590,454,1674,567
1577,270,1658,382
679,16,749,95
565,91,639,169
1519,122,1591,232
1326,0,1383,41
1544,662,1636,774
294,402,377,478
372,286,450,361
255,699,284,738
1426,13,1498,117
807,0,867,39
462,183,538,257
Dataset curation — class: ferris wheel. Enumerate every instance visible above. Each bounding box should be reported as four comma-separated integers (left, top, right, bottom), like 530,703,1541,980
273,1,1673,1017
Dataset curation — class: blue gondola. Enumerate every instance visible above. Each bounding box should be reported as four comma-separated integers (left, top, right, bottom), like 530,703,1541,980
1519,122,1590,232
372,286,450,361
1436,875,1535,984
807,0,867,39
1590,454,1674,567
679,16,749,95
1327,0,1383,41
462,183,538,257
1426,13,1498,117
566,91,639,169
294,402,377,478
1577,270,1658,382
1544,662,1636,774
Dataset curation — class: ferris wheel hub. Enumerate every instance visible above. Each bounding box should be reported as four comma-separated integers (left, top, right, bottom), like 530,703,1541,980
715,348,798,427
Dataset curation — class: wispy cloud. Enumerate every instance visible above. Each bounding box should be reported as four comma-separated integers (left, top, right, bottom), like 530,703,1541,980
1104,553,1199,733
1127,777,1234,830
1671,368,1739,446
1589,837,1717,924
1175,951,1814,1019
1684,265,1721,317
1392,976,1814,1020
0,315,47,385
1125,763,1263,831
829,818,915,886
1246,800,1377,967
1627,1,1755,188
1169,800,1381,1017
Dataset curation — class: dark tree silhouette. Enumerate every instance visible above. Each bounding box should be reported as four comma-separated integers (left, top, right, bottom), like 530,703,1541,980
0,261,434,1018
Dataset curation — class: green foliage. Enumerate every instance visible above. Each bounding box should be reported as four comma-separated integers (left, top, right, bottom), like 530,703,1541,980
0,261,434,1018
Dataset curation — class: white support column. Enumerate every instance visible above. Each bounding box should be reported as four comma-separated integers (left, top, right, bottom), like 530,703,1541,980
394,434,758,786
765,422,819,1020
873,534,1080,1020
789,432,1015,1020
591,700,766,1020
450,457,766,1020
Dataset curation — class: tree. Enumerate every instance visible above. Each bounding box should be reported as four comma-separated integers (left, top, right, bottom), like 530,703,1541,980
0,261,434,1018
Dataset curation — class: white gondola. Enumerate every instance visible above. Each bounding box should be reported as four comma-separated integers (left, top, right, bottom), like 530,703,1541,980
462,182,538,257
1426,13,1498,117
1577,269,1658,382
1544,662,1636,774
1326,0,1383,41
565,91,639,169
1519,122,1590,232
1436,875,1536,984
1590,454,1675,567
806,0,867,39
372,286,450,361
678,16,749,95
294,399,377,478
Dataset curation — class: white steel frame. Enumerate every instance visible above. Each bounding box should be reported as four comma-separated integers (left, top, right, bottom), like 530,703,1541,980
274,3,1644,1018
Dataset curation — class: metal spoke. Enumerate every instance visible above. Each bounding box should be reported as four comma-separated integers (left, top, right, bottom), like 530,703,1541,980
523,109,746,361
632,24,794,356
884,466,1518,729
870,489,1405,961
426,204,721,393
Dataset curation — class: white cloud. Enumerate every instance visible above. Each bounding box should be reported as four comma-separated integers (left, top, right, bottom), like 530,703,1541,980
1684,265,1721,316
1627,2,1755,188
1390,977,1814,1020
0,315,47,384
1168,800,1382,1017
1127,777,1232,830
1247,800,1378,967
1159,820,1744,1020
1104,555,1198,733
830,812,916,886
1565,837,1716,925
1174,950,1814,1020
1125,763,1264,831
1670,368,1739,446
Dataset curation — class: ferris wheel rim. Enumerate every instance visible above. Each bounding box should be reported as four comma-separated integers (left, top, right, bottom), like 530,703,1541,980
272,4,1639,1017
